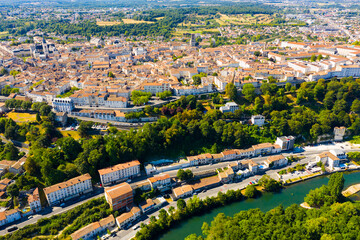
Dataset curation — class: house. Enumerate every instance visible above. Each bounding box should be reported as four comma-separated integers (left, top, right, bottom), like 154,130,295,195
104,182,133,211
28,188,41,213
187,153,213,166
116,207,141,229
190,175,221,192
221,150,237,161
251,115,265,127
252,143,274,156
334,127,346,141
70,215,115,240
44,174,93,206
218,167,234,183
147,173,171,192
172,185,193,200
316,152,340,170
275,136,295,150
139,198,156,214
219,102,239,113
329,149,347,160
0,209,21,227
244,159,259,174
264,155,288,168
55,112,68,126
98,160,141,186
8,156,27,175
0,178,11,193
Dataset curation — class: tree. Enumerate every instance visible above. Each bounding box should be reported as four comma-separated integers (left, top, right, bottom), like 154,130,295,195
310,54,317,62
108,72,115,78
328,172,344,201
39,105,51,116
225,83,237,101
351,99,360,113
254,51,261,57
317,54,323,61
7,184,19,198
258,175,282,192
156,91,172,100
177,169,193,181
78,121,93,138
244,184,258,198
242,84,256,102
177,199,186,211
285,82,292,92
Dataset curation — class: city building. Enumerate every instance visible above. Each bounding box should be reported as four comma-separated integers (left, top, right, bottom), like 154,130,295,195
115,206,141,229
104,182,133,211
172,185,193,200
219,102,239,113
147,173,171,192
316,152,340,170
98,160,141,186
52,97,75,113
334,126,347,141
70,215,115,240
264,155,288,168
0,209,21,227
44,174,93,206
28,188,41,213
275,136,295,150
251,115,265,127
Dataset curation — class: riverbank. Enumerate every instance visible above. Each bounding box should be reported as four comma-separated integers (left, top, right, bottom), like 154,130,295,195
156,171,360,240
342,183,360,197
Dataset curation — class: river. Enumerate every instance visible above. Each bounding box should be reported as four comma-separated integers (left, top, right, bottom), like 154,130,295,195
158,171,360,240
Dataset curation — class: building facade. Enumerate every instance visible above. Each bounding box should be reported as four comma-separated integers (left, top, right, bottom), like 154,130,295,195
98,160,141,186
44,174,93,206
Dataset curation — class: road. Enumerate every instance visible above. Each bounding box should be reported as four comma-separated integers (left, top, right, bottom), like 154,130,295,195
0,188,104,236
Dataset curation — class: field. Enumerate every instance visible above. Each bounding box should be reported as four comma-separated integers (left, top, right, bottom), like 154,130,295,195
122,19,154,24
7,111,37,123
96,19,154,26
215,14,274,26
59,130,81,140
96,21,122,26
174,28,220,36
0,31,8,37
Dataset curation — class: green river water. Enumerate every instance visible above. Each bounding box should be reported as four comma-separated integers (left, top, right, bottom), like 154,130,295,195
158,171,360,240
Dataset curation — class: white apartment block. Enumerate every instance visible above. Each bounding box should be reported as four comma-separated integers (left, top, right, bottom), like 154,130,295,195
251,115,265,127
143,83,171,95
98,160,141,186
44,174,93,206
104,96,128,108
28,188,41,212
0,209,21,227
52,97,75,113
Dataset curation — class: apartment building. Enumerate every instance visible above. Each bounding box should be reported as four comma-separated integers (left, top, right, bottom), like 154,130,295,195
44,174,93,206
147,173,171,191
70,215,115,240
104,182,133,211
52,97,75,113
0,209,21,227
275,136,295,150
98,160,141,186
143,82,171,95
115,206,141,229
264,155,288,168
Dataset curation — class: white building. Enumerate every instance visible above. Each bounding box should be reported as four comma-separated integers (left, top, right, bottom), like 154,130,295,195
143,83,171,95
264,155,288,168
0,209,21,227
251,115,265,127
104,96,128,108
28,188,41,213
219,102,239,113
71,215,115,240
98,160,141,186
44,174,93,206
52,97,74,113
275,136,295,150
116,207,141,229
148,173,171,191
316,152,340,170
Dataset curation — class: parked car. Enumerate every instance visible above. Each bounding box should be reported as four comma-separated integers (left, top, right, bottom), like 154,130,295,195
60,203,66,207
7,226,18,232
132,225,139,230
